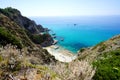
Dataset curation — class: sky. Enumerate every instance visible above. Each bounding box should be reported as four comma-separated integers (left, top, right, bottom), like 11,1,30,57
0,0,120,17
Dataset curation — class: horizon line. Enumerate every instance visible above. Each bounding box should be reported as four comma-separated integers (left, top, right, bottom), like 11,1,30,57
27,15,120,17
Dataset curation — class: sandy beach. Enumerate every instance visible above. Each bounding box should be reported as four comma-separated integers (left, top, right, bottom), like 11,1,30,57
43,45,77,62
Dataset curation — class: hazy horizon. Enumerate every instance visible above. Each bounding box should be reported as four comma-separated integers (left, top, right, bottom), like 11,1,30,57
30,16,120,25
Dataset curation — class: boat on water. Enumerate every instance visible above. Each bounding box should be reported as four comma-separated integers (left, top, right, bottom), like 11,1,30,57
74,24,77,26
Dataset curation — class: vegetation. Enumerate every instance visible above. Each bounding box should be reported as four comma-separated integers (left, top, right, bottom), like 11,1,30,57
51,60,95,80
0,7,54,47
32,34,50,44
79,48,85,52
97,43,107,52
93,49,120,80
77,34,120,80
0,45,58,80
0,45,95,80
0,27,23,48
26,29,52,45
92,42,104,50
0,7,20,18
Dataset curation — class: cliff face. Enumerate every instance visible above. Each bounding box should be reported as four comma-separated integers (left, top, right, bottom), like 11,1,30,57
0,7,44,34
0,7,56,64
0,7,54,47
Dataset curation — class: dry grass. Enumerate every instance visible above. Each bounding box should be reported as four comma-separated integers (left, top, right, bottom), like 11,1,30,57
0,45,59,80
49,60,95,80
0,44,30,79
0,45,95,80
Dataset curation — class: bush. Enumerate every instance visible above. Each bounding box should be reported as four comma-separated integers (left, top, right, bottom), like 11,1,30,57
0,7,20,17
79,48,85,52
92,50,120,80
92,42,104,50
0,56,2,62
0,7,12,17
33,34,51,44
97,44,107,52
0,27,23,48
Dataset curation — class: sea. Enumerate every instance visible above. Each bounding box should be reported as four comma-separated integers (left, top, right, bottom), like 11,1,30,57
30,16,120,53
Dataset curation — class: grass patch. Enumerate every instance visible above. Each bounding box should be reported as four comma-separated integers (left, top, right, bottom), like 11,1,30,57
92,50,120,80
79,48,85,52
97,44,107,52
0,27,23,48
92,42,104,50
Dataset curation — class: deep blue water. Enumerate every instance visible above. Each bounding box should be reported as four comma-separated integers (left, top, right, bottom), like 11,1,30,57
30,16,120,53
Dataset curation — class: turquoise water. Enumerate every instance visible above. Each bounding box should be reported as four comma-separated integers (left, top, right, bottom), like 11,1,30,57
30,16,120,53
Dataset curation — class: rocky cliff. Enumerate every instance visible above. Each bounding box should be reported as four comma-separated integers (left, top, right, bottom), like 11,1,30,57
0,7,54,47
0,7,44,34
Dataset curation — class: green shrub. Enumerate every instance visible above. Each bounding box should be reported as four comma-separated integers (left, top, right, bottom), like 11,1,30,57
0,56,2,62
97,44,107,52
0,7,20,18
0,27,23,48
79,48,85,52
92,41,107,52
32,34,51,44
92,42,104,50
0,7,12,17
93,50,120,80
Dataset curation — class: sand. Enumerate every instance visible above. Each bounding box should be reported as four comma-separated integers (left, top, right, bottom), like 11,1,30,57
43,45,77,62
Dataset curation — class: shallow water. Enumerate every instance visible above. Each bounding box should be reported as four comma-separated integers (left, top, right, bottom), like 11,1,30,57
30,16,120,53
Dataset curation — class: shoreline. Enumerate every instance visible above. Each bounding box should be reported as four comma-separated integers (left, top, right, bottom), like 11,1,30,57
43,45,77,62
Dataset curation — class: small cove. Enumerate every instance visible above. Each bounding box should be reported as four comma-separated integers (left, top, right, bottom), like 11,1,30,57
31,16,120,53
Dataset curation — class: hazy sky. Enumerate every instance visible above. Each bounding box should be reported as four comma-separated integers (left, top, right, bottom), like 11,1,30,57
0,0,120,16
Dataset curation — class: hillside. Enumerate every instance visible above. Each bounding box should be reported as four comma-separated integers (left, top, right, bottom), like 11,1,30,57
0,7,57,79
0,7,56,63
0,7,54,47
78,35,120,80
